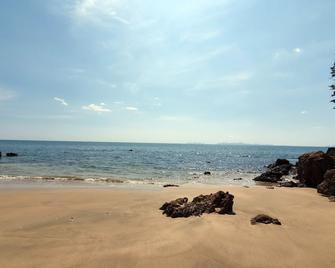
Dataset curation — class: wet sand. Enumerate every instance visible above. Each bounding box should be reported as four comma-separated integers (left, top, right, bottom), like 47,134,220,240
0,185,334,268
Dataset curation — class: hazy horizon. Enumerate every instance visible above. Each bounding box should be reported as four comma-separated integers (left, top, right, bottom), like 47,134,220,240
1,0,334,146
0,138,331,148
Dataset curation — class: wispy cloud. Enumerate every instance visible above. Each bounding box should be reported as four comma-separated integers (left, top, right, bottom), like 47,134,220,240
293,47,302,54
159,116,192,122
180,30,221,43
192,72,252,91
125,106,138,111
82,103,111,113
0,87,16,101
68,0,130,26
273,47,303,60
54,97,68,106
300,110,308,115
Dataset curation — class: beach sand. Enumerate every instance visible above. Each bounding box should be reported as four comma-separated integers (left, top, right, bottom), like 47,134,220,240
0,185,334,268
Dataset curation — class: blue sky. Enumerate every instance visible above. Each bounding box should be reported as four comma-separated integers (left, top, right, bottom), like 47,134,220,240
0,0,334,146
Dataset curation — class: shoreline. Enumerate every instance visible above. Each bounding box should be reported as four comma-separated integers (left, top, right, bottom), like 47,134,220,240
0,184,334,268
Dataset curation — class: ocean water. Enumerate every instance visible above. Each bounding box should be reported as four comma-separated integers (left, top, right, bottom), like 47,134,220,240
0,140,326,186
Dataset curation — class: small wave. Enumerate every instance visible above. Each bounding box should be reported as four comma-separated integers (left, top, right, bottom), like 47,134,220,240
0,175,125,184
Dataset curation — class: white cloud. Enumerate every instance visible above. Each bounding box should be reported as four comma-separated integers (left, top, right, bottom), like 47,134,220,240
82,103,111,112
293,47,302,54
300,110,308,115
125,106,138,111
274,47,303,60
68,0,130,26
54,97,68,106
0,87,16,101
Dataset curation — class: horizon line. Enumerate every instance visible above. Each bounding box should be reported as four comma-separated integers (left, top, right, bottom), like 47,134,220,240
0,138,332,148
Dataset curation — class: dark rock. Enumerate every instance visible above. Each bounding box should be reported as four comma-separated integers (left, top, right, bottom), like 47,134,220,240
234,178,243,181
270,164,293,176
204,171,211,175
296,151,335,187
267,159,290,169
160,191,234,218
328,196,335,202
163,184,179,188
278,181,298,187
160,197,188,211
128,149,134,152
326,147,335,157
317,169,335,196
250,214,281,225
266,186,275,189
254,159,293,183
254,171,283,183
0,152,1,157
6,153,18,157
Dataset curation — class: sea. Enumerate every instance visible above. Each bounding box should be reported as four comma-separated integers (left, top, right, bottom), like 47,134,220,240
0,140,327,187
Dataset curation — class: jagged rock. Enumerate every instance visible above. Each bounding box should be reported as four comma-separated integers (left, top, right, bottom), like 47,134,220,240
254,159,293,183
254,171,283,183
160,191,234,218
326,147,335,157
267,159,291,169
0,152,1,157
250,214,281,225
163,184,179,188
278,181,299,187
6,153,18,157
296,151,335,187
204,171,211,175
317,169,335,196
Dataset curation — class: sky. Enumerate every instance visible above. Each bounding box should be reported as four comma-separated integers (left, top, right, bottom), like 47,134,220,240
0,0,334,146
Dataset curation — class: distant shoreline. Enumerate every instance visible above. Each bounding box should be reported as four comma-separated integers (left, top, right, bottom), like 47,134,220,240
0,139,332,148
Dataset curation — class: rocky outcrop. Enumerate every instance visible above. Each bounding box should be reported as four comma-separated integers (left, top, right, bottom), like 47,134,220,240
6,153,18,157
160,191,234,218
267,159,291,168
254,159,293,183
317,169,335,197
250,214,281,225
326,147,335,157
163,184,179,188
278,181,299,187
296,151,335,187
204,171,211,175
254,171,283,183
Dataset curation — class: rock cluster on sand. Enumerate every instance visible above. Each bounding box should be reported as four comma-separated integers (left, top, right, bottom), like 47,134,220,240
254,158,293,183
250,214,281,225
163,184,179,188
317,169,335,197
160,191,234,218
296,151,335,187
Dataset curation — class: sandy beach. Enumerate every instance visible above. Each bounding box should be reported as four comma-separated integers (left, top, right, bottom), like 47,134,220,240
0,185,334,268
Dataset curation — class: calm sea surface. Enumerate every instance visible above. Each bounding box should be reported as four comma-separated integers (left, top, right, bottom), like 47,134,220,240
0,140,326,186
